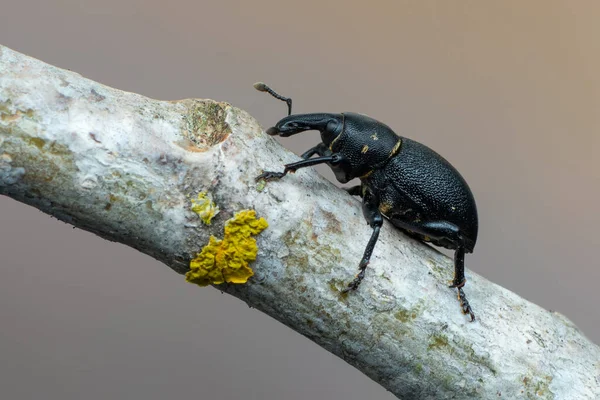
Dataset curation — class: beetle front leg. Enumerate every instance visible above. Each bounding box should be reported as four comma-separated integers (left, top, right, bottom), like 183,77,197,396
256,154,344,182
257,144,331,181
300,143,331,159
342,190,383,292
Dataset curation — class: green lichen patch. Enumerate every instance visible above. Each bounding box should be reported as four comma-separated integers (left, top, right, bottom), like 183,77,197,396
321,210,342,234
394,300,423,323
425,258,446,279
369,312,415,344
0,99,35,123
0,99,11,115
190,192,219,225
415,363,423,374
181,100,231,150
428,333,449,350
255,179,266,192
281,225,342,274
426,332,498,376
521,374,554,399
25,137,46,149
186,210,268,286
395,308,417,323
327,278,344,293
327,278,350,299
0,132,75,188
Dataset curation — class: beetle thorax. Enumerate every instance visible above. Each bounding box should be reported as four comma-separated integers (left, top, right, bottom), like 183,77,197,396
330,112,401,179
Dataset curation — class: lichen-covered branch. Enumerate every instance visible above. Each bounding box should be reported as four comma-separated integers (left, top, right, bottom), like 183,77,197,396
1,45,598,399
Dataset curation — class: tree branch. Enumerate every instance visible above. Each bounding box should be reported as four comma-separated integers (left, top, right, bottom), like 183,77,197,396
1,44,598,399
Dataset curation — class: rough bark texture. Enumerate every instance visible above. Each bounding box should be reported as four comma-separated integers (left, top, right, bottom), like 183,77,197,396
1,45,599,399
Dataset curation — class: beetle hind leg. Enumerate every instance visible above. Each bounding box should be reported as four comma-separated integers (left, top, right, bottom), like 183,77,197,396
450,245,475,321
457,287,475,321
388,218,476,321
449,245,466,288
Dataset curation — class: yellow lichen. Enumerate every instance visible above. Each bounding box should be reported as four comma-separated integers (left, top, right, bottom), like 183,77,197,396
191,192,219,225
186,210,269,286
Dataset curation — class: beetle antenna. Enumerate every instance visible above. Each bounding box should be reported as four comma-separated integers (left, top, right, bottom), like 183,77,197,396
253,82,293,115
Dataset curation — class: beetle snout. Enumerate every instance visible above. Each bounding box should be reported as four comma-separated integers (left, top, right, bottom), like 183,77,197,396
266,127,280,136
265,122,297,136
268,122,300,137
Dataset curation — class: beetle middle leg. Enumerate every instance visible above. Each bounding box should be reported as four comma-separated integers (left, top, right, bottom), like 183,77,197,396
342,189,383,293
344,185,363,197
302,144,361,197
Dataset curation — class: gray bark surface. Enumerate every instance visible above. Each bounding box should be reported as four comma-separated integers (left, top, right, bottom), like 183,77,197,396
1,44,599,399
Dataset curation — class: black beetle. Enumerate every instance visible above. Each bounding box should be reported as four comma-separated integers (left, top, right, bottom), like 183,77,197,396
254,82,478,321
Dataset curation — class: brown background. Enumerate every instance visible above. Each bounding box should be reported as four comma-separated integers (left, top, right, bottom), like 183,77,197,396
1,1,599,399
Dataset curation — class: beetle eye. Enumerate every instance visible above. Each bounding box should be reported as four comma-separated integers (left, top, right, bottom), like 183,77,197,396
327,120,341,133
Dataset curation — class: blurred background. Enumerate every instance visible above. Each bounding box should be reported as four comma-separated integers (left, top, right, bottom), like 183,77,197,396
1,1,599,399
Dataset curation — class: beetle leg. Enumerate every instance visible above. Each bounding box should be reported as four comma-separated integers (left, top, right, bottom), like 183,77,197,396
300,143,331,159
397,220,468,287
344,185,363,197
387,218,476,321
256,154,343,182
449,246,466,288
449,246,476,321
457,287,475,322
342,190,382,292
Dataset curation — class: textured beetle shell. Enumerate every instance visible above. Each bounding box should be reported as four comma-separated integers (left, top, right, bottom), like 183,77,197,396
366,137,478,251
328,112,478,251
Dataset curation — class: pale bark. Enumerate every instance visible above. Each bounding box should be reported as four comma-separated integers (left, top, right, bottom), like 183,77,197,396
1,44,598,399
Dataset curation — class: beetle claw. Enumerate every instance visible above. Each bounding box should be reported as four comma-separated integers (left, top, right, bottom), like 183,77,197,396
341,279,360,293
457,288,476,322
448,277,466,289
255,170,286,182
342,264,368,294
